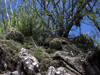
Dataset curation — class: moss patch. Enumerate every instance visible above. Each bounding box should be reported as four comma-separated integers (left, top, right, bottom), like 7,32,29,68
49,38,62,49
0,39,23,73
6,30,24,43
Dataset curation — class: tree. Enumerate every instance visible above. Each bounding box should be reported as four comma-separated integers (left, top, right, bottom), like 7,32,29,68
23,0,99,37
0,0,100,38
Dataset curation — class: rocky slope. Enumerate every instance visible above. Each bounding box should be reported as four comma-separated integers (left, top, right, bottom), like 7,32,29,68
0,32,100,75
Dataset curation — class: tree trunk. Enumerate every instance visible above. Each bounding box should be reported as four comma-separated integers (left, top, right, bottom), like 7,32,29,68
62,23,73,37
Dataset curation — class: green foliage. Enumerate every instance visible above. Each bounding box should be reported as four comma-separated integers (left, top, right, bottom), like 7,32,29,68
44,38,53,47
0,0,99,39
46,49,57,54
36,47,43,52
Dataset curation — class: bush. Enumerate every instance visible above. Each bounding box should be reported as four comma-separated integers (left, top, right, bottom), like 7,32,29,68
37,36,45,46
44,38,53,47
6,29,24,43
49,38,62,49
73,33,93,46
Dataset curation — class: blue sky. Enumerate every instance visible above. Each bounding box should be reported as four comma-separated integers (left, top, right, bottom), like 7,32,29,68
71,21,99,40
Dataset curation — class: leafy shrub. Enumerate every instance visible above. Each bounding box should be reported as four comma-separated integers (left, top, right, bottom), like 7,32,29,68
44,38,53,47
6,28,24,43
73,33,93,46
49,38,62,49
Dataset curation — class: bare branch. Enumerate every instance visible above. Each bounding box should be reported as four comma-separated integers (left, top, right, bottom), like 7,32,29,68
54,0,60,8
37,0,44,8
87,15,100,31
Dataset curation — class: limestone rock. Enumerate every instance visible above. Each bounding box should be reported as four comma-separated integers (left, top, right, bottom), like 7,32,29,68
11,71,19,75
46,66,70,75
3,71,19,75
52,51,85,75
81,50,100,75
52,50,100,75
18,48,41,75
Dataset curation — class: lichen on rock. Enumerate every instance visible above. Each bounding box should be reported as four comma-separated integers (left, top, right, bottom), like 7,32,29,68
18,48,41,75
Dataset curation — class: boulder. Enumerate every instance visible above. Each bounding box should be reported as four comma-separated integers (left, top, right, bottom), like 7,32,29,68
6,29,24,43
81,50,100,75
18,48,41,75
52,50,100,75
52,51,84,75
49,38,62,49
46,66,71,75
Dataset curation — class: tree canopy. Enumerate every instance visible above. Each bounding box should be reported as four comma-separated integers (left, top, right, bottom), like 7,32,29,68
0,0,100,38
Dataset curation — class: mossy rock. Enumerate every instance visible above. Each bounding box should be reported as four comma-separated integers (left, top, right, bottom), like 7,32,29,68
49,38,62,49
73,33,93,46
0,39,23,73
6,30,24,43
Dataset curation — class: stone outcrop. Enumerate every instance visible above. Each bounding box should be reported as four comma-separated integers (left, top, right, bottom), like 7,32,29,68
52,51,84,75
81,50,100,75
52,50,100,75
46,66,71,75
3,71,19,75
18,48,41,75
0,35,100,75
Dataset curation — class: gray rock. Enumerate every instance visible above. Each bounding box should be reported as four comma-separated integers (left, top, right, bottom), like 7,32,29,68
52,50,100,75
81,51,100,75
11,71,19,75
2,71,19,75
52,51,85,75
19,48,41,75
46,66,71,75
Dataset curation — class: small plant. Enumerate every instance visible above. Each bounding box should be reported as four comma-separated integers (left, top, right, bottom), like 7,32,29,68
36,47,43,52
4,63,7,73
